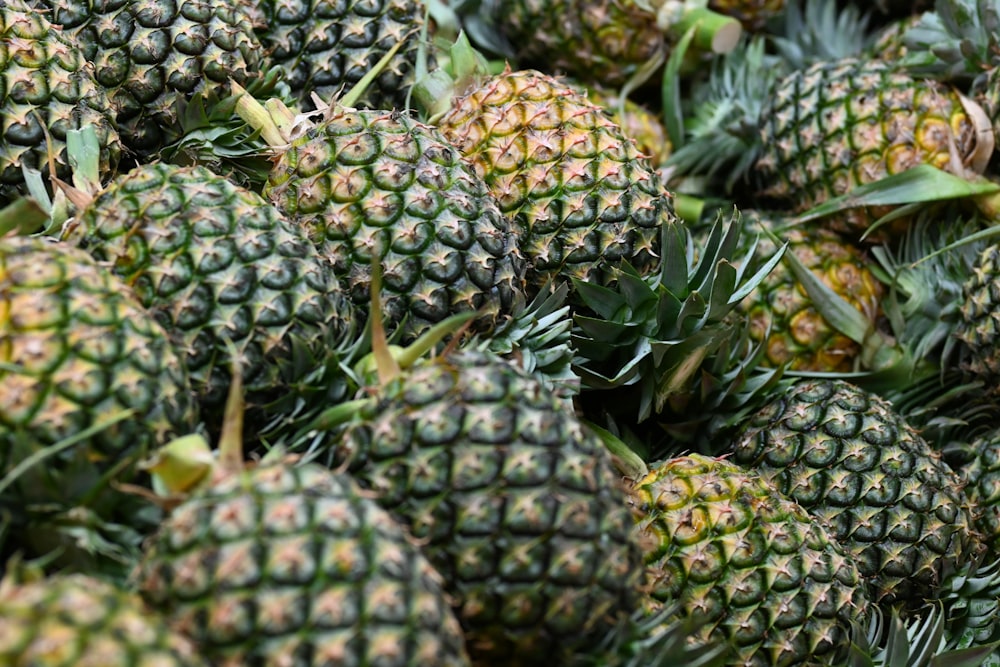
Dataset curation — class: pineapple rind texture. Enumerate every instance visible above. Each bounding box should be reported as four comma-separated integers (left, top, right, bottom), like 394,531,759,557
333,349,643,665
960,430,1000,559
958,243,1000,387
258,0,430,111
64,163,358,427
730,379,982,607
33,0,263,156
133,462,473,667
265,109,524,341
0,574,209,666
0,236,198,513
756,58,981,233
0,0,121,203
436,69,670,291
630,454,869,667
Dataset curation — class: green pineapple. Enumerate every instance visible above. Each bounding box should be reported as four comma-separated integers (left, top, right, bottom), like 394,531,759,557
729,378,982,608
0,573,209,666
61,162,360,433
33,0,264,157
0,235,199,573
629,453,870,666
425,64,674,293
310,346,644,665
956,242,1000,389
0,0,121,203
250,103,525,343
668,27,993,239
131,395,472,667
735,211,885,373
957,429,1000,557
256,0,433,111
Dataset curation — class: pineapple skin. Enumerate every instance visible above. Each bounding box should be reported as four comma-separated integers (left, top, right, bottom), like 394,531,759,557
730,379,982,607
630,454,870,667
264,108,524,342
64,163,359,430
0,0,121,203
33,0,263,157
738,212,884,373
0,236,199,566
331,349,644,665
958,430,1000,558
257,0,431,111
436,68,672,292
491,0,664,88
0,574,208,666
755,58,985,235
958,243,1000,388
134,461,472,666
708,0,785,30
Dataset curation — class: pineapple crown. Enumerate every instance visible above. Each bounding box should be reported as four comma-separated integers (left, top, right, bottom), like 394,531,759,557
768,0,875,70
901,0,1000,84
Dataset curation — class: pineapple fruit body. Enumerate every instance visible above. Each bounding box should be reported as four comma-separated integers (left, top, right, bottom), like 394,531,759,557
264,108,524,342
63,163,359,431
0,236,199,568
958,429,1000,559
730,379,982,607
0,0,121,203
958,243,1000,389
737,212,884,372
435,68,672,292
33,0,263,156
629,454,870,666
0,573,208,666
256,0,431,110
708,0,785,30
754,58,988,235
330,349,644,665
133,460,472,666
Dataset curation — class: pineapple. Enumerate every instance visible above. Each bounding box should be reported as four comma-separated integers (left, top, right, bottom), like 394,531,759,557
259,106,525,342
0,235,199,573
956,243,1000,388
667,30,993,239
0,0,121,203
585,84,672,168
729,378,982,607
256,0,432,111
428,65,674,293
629,453,870,666
32,0,264,157
0,573,209,666
61,162,360,433
957,429,1000,558
131,397,472,667
311,347,644,665
735,211,885,373
708,0,785,30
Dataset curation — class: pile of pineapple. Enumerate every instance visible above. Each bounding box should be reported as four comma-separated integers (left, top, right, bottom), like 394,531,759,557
9,0,1000,664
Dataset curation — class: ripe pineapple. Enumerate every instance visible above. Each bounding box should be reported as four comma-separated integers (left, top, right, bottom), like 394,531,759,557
316,347,644,665
0,573,208,666
431,66,674,292
668,36,993,238
33,0,263,157
0,235,199,572
256,0,432,110
260,106,525,342
585,84,672,168
736,211,885,373
132,421,471,666
729,378,982,607
0,0,121,203
629,454,870,666
62,162,360,433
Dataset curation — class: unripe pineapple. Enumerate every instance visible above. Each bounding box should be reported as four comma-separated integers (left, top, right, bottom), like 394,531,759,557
0,236,199,571
0,0,120,203
263,108,524,342
0,573,208,666
256,0,432,111
33,0,264,157
62,163,360,432
957,243,1000,390
737,212,884,373
133,455,471,666
957,429,1000,558
324,348,644,665
434,67,673,292
629,454,870,666
730,379,982,607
